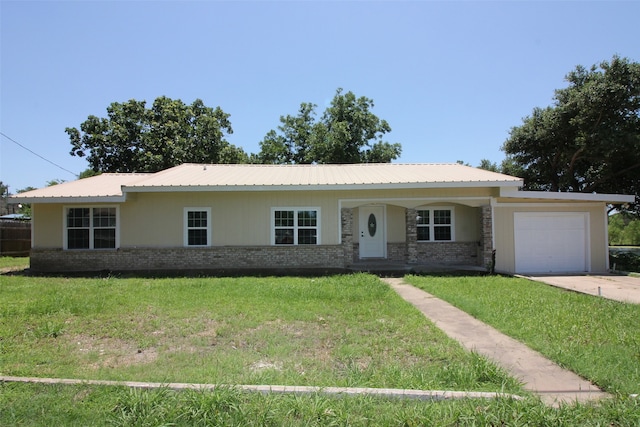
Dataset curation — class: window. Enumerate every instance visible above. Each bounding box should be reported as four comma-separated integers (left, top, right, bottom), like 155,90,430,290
65,207,117,249
184,208,211,247
416,208,454,241
272,208,320,245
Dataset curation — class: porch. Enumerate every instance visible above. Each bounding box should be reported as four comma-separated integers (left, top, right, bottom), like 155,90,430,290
340,205,494,269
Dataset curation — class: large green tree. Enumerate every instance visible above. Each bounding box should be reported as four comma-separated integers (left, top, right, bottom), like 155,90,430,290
257,88,401,164
502,56,640,211
609,212,640,245
67,96,247,173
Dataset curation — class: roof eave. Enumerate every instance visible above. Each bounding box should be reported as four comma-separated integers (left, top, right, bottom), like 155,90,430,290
123,180,523,193
9,195,127,204
499,189,635,203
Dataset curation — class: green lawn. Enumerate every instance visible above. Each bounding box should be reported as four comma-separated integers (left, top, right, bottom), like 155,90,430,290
2,382,638,426
404,274,640,396
1,271,639,426
0,256,28,270
0,273,519,392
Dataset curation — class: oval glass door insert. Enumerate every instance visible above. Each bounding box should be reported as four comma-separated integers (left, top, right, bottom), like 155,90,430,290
367,213,377,237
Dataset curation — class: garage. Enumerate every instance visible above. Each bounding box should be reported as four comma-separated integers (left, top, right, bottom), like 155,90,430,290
514,212,589,273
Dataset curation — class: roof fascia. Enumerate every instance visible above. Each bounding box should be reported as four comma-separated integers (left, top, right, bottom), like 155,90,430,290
499,188,635,203
123,180,523,193
9,195,127,204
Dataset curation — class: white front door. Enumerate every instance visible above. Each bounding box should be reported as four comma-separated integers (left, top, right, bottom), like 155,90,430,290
359,206,385,258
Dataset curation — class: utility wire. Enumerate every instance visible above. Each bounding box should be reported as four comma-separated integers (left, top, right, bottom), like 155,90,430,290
0,131,78,178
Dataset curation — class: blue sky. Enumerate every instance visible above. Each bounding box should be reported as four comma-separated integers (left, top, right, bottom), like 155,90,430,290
1,1,638,192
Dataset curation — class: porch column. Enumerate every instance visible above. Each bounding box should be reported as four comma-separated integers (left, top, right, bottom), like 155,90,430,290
341,208,354,265
480,205,494,270
406,208,418,264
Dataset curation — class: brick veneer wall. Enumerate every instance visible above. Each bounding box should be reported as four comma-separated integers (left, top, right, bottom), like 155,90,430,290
415,241,479,265
29,245,345,274
387,243,406,262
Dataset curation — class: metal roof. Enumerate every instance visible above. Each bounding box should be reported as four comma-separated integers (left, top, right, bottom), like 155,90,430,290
126,163,523,190
11,163,523,202
11,173,150,202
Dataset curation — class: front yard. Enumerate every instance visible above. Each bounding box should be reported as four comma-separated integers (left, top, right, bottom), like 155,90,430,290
1,261,638,425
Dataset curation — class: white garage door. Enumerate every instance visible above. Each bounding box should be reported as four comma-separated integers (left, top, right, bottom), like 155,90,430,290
514,212,588,273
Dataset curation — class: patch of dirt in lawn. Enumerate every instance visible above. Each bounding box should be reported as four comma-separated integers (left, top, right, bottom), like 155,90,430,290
66,315,412,374
72,334,158,369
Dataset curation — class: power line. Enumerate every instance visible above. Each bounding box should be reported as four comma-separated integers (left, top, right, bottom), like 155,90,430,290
0,132,78,178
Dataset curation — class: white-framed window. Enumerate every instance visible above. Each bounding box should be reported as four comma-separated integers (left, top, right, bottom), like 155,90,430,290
416,207,455,241
272,207,320,245
64,206,119,249
184,207,212,247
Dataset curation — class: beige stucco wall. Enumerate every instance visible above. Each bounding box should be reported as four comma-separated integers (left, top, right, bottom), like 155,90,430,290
493,202,608,273
31,187,492,249
119,191,344,247
31,204,63,248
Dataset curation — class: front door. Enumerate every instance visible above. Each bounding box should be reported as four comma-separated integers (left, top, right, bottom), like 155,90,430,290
359,206,385,258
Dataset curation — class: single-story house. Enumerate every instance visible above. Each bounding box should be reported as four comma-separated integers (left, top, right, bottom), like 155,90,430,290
12,163,634,275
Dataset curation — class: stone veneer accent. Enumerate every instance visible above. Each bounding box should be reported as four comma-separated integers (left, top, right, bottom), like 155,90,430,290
29,246,345,274
405,208,418,263
341,208,354,265
480,205,494,269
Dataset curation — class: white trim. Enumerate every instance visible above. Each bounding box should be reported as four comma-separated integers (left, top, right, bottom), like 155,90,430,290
493,201,604,208
270,207,321,246
31,205,36,248
490,198,496,251
62,205,120,250
123,180,522,193
500,188,634,203
183,207,212,247
415,206,456,242
13,196,127,204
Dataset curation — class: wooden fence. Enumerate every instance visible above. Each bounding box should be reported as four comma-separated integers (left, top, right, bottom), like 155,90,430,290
0,220,31,257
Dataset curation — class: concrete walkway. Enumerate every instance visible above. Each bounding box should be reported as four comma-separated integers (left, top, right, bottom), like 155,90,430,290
383,277,609,406
520,274,640,304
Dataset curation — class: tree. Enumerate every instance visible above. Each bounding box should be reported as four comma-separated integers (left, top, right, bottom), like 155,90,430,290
67,96,247,173
477,159,500,172
609,212,640,245
16,186,36,217
502,56,640,212
78,169,101,179
258,103,317,164
257,88,401,164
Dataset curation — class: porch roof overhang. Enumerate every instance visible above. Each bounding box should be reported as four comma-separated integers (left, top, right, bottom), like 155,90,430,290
498,188,635,204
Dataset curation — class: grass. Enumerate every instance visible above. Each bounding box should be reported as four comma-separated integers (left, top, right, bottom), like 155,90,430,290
0,256,28,270
404,274,640,396
2,270,639,425
2,382,639,426
0,273,520,392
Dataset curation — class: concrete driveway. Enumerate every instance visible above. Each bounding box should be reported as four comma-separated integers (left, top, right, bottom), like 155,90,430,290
520,274,640,304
